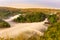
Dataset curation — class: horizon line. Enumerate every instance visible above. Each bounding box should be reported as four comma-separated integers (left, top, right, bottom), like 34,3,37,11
0,6,60,9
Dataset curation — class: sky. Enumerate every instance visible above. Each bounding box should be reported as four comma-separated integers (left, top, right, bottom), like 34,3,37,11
0,0,60,9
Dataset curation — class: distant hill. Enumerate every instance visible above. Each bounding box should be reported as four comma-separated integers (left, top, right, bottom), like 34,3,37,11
0,7,60,19
20,8,60,14
0,7,21,19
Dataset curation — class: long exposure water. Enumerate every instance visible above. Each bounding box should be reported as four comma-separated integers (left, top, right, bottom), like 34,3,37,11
0,14,48,39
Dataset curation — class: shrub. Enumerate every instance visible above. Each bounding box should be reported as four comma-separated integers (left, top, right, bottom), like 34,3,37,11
42,22,60,40
48,14,57,24
14,12,46,23
0,19,10,28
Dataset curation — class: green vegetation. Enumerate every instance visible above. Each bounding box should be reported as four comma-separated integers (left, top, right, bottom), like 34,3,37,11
0,7,21,19
40,14,60,40
0,19,10,28
14,12,46,23
47,14,58,24
0,7,60,40
0,7,60,19
40,22,60,40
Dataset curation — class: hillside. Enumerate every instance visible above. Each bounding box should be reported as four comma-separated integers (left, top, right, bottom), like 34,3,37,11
0,7,60,40
0,7,60,19
0,7,21,19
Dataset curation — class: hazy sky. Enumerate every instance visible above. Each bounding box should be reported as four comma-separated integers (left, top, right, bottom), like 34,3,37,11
0,0,60,8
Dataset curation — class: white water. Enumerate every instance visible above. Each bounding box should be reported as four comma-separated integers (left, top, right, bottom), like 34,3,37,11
0,14,48,39
4,14,21,22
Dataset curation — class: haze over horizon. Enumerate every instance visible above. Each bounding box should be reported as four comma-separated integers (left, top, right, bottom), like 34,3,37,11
0,0,60,9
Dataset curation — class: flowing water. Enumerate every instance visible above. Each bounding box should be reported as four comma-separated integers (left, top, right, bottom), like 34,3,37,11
0,14,48,39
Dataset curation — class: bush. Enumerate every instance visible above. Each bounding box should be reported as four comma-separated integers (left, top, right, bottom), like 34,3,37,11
14,12,46,23
48,14,57,24
0,19,10,28
40,22,60,40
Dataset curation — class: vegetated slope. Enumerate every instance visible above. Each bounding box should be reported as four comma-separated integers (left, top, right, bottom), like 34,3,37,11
0,7,60,40
13,12,46,23
0,14,59,40
20,8,60,14
39,14,60,40
0,7,21,19
42,22,60,40
0,19,10,28
0,7,60,19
